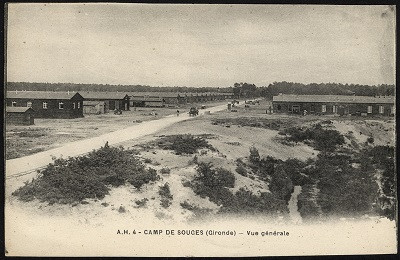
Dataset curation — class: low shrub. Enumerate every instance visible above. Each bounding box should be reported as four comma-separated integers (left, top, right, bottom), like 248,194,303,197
249,147,260,164
367,137,374,144
156,134,215,155
235,165,247,176
160,167,171,175
180,201,214,218
143,158,152,163
281,124,345,151
219,188,288,215
269,166,294,202
12,143,159,204
190,162,235,205
134,198,149,208
159,183,173,208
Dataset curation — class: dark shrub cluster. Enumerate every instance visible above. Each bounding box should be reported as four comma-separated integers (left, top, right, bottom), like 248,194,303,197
362,145,395,220
235,165,248,177
244,147,386,220
219,188,288,215
281,124,345,151
180,201,214,218
159,183,173,208
268,166,294,202
12,143,159,204
190,162,235,205
160,167,171,175
135,198,149,208
297,184,321,220
311,153,379,217
211,117,299,131
249,146,260,164
189,153,292,215
156,134,215,155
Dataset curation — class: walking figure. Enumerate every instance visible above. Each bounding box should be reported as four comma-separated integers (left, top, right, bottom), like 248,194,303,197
176,110,180,116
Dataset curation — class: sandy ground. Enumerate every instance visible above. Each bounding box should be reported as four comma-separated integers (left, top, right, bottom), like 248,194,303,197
5,100,397,256
5,202,397,256
332,119,395,146
288,186,303,225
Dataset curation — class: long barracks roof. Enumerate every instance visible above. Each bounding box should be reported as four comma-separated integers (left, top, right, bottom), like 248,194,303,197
80,91,128,100
6,107,35,113
128,92,184,98
7,91,81,100
272,94,395,104
130,96,163,102
129,92,233,97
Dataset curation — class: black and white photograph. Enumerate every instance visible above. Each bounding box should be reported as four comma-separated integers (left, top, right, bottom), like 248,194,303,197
4,3,397,256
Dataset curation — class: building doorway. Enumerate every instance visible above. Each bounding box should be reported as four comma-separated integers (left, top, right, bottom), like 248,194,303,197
292,105,300,114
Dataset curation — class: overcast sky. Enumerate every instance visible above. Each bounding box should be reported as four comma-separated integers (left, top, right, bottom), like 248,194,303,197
7,4,395,87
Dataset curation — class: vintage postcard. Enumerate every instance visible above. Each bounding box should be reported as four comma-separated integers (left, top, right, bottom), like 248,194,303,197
4,3,397,256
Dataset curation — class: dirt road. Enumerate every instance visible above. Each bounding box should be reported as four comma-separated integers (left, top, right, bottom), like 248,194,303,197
6,102,240,178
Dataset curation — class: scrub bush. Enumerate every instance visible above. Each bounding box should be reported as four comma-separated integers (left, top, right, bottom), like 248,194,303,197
156,134,215,155
159,183,173,208
235,165,248,176
12,143,158,204
219,188,288,215
282,124,345,151
190,162,235,205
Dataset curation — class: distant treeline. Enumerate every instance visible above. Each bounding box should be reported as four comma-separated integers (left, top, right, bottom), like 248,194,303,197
6,82,234,93
232,81,395,99
260,82,395,99
6,81,395,99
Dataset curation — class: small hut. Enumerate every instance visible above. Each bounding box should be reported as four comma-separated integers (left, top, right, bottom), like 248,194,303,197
6,107,35,125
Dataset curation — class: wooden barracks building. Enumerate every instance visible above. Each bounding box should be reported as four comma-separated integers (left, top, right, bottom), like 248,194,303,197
6,91,84,119
80,92,130,111
272,94,395,116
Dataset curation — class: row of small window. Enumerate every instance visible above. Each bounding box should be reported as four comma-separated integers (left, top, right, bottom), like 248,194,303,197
320,105,386,114
11,101,81,109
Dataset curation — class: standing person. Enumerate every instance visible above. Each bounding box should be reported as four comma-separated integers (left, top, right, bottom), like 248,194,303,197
176,110,180,116
268,106,272,114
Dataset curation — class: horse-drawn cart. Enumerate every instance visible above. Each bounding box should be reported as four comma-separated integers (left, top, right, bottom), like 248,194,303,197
189,107,199,116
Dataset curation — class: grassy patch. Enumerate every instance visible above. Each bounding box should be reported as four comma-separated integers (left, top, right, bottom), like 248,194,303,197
211,117,314,131
17,129,48,138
